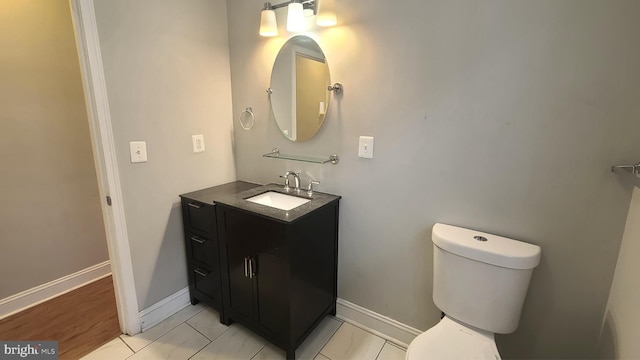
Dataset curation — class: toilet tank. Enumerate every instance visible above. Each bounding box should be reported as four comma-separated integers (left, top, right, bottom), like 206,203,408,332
432,223,541,334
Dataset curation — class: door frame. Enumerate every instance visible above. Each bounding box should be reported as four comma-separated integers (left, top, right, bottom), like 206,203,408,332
68,0,140,335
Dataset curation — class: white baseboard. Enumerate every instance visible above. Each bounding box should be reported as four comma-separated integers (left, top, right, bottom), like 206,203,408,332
138,287,191,332
336,298,422,348
0,261,112,320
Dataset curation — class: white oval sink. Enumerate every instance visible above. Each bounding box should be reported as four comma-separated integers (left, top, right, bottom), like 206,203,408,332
246,191,310,211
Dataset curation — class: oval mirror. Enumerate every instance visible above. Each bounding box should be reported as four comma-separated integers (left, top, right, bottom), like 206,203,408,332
269,36,331,142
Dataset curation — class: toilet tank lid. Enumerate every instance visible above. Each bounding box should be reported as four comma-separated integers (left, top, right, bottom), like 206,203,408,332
432,223,541,270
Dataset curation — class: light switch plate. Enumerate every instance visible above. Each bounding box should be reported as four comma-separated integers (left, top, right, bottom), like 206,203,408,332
130,141,147,163
192,134,205,153
358,136,374,159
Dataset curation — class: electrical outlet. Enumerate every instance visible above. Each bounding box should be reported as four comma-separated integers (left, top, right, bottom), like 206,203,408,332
130,141,147,163
192,135,205,153
358,136,374,159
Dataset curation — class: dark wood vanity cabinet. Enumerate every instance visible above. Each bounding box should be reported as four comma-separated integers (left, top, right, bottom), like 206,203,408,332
181,182,339,359
217,201,339,360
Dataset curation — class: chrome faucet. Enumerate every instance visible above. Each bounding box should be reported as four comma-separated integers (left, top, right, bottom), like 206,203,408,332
280,171,300,191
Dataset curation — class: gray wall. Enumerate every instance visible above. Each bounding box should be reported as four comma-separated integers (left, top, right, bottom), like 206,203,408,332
0,0,109,299
599,186,640,359
227,0,640,358
93,0,236,310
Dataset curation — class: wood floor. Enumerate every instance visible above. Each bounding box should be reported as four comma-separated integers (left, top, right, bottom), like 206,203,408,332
0,276,121,359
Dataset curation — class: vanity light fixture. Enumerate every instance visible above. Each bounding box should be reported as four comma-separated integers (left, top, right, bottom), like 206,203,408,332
259,0,337,37
259,3,278,36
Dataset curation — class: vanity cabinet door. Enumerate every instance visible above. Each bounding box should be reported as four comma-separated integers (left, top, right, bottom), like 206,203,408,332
219,206,287,337
222,209,260,324
255,252,288,338
225,237,256,324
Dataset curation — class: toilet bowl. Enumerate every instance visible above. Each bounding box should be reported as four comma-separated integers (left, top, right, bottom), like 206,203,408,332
406,223,541,359
407,316,500,360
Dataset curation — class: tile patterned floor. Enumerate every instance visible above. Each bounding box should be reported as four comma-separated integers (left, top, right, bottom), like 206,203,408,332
81,304,406,360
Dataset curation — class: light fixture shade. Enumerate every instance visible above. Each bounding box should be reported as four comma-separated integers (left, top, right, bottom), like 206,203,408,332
286,2,305,32
260,9,278,37
316,0,337,27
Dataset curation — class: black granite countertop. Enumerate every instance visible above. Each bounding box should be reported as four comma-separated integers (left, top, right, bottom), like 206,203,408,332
180,181,261,204
180,181,341,223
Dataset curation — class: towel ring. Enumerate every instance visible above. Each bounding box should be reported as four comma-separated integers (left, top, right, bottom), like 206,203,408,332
239,107,255,130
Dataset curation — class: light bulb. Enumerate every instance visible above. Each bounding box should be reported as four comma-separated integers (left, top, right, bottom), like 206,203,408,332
287,2,305,32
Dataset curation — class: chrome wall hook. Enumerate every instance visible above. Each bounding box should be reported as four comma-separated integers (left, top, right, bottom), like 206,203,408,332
327,83,343,95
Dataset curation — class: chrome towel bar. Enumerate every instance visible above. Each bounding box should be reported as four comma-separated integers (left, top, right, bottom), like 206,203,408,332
611,163,640,175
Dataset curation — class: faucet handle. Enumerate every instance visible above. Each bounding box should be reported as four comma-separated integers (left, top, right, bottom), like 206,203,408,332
279,174,290,190
307,180,320,196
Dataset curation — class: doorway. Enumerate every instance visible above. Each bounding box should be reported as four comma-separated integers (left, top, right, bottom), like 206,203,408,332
0,0,134,355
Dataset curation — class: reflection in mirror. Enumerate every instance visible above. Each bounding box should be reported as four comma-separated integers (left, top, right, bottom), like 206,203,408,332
270,36,331,142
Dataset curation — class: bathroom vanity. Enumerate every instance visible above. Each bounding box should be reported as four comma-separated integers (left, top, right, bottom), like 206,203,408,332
177,30,343,359
180,181,340,359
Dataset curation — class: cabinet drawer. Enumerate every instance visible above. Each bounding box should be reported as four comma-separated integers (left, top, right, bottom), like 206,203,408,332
183,200,214,235
188,233,217,267
193,267,219,300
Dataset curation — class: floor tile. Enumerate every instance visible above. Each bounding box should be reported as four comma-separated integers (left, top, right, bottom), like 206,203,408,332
320,322,386,360
252,342,285,360
250,316,342,360
185,307,230,341
120,304,204,352
376,342,406,360
296,317,343,360
127,323,210,360
83,303,406,360
79,337,133,360
190,324,267,360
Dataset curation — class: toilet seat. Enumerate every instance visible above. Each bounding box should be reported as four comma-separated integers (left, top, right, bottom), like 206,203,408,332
406,316,501,360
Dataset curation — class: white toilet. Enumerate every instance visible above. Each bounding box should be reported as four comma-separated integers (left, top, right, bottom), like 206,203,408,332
407,223,541,359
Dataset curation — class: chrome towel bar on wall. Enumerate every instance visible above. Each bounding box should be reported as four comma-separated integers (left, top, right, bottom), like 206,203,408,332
611,163,640,175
